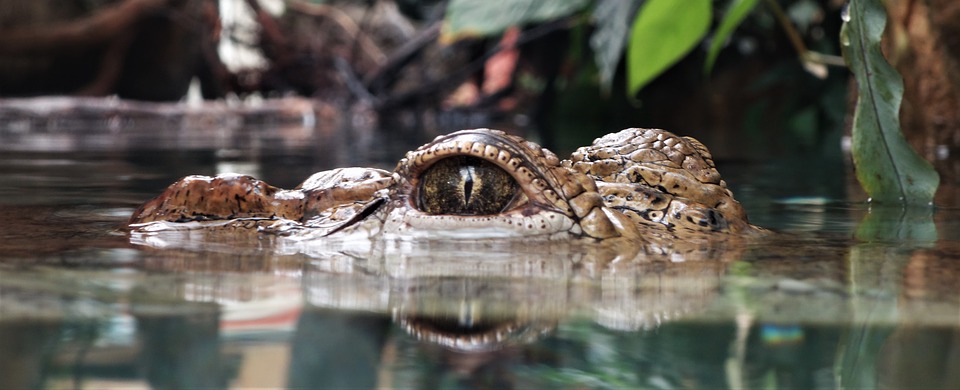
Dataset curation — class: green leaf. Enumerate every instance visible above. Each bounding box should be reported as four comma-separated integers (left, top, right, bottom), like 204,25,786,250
841,0,939,204
442,0,589,42
590,0,645,93
704,0,760,74
627,0,711,96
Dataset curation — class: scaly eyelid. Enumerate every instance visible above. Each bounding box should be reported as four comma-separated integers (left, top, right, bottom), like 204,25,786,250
397,131,572,217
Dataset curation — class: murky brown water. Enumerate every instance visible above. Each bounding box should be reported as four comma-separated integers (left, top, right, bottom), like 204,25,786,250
1,105,959,389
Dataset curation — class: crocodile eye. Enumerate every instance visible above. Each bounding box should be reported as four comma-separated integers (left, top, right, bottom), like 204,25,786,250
418,156,519,215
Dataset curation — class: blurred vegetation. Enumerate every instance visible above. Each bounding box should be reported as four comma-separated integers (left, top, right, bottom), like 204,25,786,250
439,0,941,205
0,0,849,156
6,0,952,207
436,0,848,156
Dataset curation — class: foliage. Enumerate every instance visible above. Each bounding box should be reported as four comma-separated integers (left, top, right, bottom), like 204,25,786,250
840,0,939,204
441,0,851,163
705,0,760,74
441,0,589,43
441,0,765,95
626,0,711,96
590,0,643,93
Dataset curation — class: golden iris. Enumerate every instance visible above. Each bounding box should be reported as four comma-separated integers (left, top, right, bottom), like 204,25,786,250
418,156,519,215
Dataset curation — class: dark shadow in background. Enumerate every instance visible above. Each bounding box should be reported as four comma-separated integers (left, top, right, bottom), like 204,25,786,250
287,308,391,389
135,308,232,389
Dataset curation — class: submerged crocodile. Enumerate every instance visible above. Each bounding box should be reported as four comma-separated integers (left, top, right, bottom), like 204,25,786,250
129,128,760,243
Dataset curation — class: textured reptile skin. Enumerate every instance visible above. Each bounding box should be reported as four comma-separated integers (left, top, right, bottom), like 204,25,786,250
129,128,760,241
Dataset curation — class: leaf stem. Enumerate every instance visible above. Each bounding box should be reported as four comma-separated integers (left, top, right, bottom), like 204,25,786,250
763,0,807,56
762,0,846,68
805,51,847,67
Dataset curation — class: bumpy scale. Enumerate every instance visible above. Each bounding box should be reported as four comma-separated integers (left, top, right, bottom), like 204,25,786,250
129,128,760,241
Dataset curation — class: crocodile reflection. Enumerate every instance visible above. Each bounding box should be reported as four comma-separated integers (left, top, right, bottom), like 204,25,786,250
298,240,730,347
6,236,960,388
386,275,563,353
129,238,733,344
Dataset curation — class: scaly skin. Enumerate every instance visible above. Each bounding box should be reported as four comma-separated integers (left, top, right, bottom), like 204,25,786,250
129,128,760,241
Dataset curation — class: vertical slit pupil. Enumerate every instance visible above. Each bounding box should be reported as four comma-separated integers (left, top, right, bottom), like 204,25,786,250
461,166,474,206
419,156,519,215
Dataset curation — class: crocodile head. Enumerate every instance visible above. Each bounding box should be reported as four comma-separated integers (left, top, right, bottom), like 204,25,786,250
129,128,758,243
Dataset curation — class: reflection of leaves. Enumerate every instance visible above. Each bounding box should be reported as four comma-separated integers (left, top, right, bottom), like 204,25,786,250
840,0,939,204
627,0,711,95
704,0,760,74
840,242,906,389
442,0,589,42
517,321,646,388
590,0,644,93
855,205,937,243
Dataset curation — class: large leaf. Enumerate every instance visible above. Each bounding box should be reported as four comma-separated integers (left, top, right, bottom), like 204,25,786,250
627,0,711,96
704,0,760,74
590,0,644,93
841,0,939,204
442,0,589,42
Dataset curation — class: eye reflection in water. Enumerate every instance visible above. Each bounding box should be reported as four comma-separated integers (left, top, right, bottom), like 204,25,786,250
6,307,958,389
3,245,960,389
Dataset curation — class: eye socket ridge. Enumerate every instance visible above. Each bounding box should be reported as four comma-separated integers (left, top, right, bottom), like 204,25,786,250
417,155,522,216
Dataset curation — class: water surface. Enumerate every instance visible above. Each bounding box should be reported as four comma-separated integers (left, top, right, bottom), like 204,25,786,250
1,116,959,389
